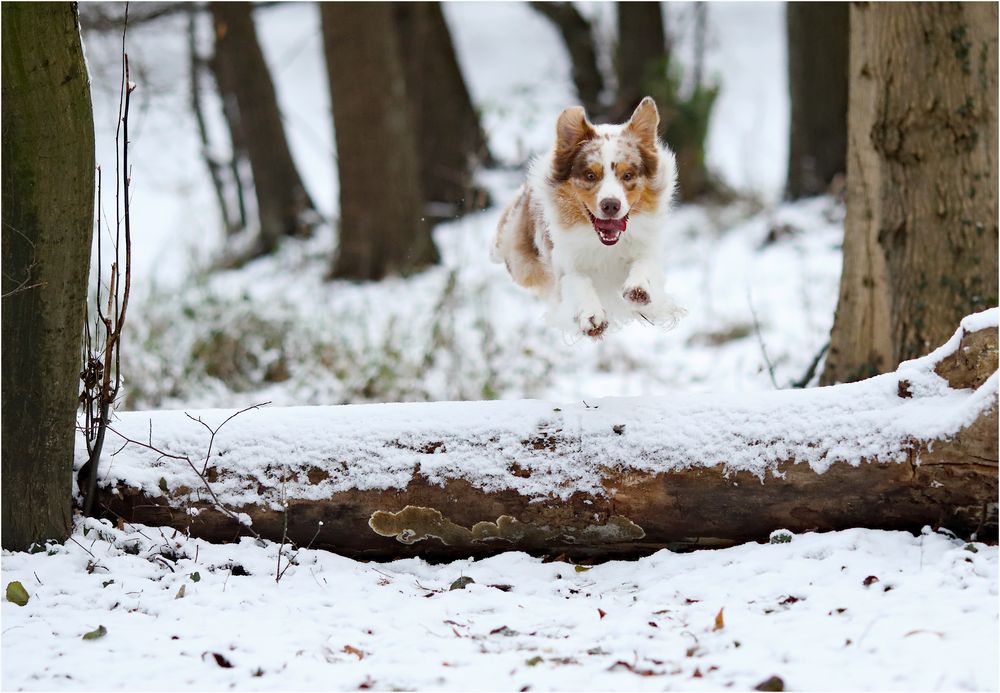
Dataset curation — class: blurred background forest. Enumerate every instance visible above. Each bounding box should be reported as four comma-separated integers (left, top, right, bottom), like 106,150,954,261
65,1,994,411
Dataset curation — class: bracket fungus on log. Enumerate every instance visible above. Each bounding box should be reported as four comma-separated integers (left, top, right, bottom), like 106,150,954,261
84,311,999,560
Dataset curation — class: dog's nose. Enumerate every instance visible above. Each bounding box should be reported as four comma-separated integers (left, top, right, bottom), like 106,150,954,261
599,198,621,217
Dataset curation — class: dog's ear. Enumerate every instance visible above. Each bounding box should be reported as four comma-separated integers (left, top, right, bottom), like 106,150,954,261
552,106,596,181
626,96,660,147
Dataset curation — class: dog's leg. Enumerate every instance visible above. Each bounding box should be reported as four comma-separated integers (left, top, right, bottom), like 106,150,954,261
622,258,685,326
622,257,662,307
561,273,608,338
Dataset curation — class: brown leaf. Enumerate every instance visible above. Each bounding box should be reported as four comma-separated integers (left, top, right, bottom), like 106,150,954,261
597,608,606,619
863,575,879,587
490,625,518,636
713,607,725,631
343,645,365,660
608,661,662,677
211,652,233,668
754,675,785,691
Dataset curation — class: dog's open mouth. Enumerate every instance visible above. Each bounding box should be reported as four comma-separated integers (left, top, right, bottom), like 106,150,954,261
588,212,628,246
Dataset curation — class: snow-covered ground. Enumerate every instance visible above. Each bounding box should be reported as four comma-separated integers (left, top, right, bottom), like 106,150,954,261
2,521,996,691
4,4,996,692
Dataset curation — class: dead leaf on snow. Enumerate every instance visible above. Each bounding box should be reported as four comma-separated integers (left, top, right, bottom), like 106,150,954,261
608,661,662,677
343,645,365,660
209,652,233,668
489,625,518,637
754,675,784,691
713,607,725,631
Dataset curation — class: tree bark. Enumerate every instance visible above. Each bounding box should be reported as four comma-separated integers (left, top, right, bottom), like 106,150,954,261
785,2,848,199
529,2,604,118
92,322,997,560
2,2,94,550
322,2,438,281
611,3,715,201
210,2,315,256
394,3,490,222
823,2,998,385
614,2,667,118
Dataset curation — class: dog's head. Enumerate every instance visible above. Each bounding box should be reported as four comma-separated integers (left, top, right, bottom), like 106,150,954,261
548,97,662,246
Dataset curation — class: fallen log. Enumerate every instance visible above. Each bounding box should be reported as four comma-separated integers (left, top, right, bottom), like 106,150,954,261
83,310,999,560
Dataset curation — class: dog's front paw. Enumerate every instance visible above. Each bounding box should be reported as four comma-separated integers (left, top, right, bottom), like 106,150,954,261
578,310,609,338
623,286,651,306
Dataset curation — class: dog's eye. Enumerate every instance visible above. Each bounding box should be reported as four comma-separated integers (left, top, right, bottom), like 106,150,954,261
585,171,597,182
622,172,634,182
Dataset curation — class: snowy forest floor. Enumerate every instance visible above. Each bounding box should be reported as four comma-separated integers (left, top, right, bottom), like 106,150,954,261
2,521,996,690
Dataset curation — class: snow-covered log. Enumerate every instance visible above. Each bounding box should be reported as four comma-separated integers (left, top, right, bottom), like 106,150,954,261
84,310,998,559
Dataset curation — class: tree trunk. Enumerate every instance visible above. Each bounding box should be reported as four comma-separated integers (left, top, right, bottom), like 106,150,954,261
612,3,715,201
614,2,667,118
210,2,315,256
823,2,998,385
2,2,94,550
90,320,997,560
785,2,848,199
529,2,604,118
394,3,490,222
322,2,438,281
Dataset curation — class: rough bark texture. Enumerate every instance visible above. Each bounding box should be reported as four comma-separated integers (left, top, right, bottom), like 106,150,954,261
321,3,438,281
394,3,490,222
2,2,94,550
785,2,848,199
211,2,314,255
823,2,998,384
96,327,998,561
529,2,604,117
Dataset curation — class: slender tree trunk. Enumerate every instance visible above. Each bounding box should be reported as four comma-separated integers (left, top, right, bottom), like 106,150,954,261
613,3,714,201
210,2,315,255
394,3,490,221
785,2,848,199
823,3,998,384
2,2,95,550
321,3,438,281
614,2,667,116
529,2,604,117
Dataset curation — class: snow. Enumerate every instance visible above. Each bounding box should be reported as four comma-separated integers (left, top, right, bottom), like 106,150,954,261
3,521,997,691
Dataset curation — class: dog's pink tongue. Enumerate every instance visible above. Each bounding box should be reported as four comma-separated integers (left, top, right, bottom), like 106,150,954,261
594,216,627,232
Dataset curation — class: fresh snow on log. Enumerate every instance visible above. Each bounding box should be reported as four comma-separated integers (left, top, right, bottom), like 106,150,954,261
82,310,996,507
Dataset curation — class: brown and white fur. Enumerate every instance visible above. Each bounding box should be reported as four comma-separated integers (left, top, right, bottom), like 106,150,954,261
491,97,684,338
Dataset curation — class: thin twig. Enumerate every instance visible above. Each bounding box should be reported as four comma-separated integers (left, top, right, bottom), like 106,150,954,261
105,423,260,541
747,290,778,389
183,401,269,475
791,341,829,389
